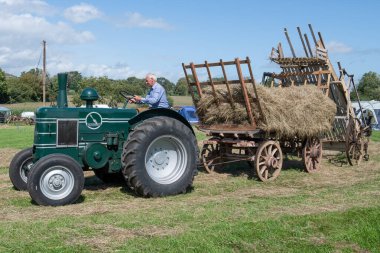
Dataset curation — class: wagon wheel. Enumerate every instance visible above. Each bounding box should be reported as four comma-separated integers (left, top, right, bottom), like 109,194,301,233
302,137,322,173
201,141,222,173
346,117,364,166
255,140,283,182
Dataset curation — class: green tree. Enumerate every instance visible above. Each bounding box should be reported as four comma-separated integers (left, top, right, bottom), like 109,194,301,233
67,71,83,92
7,69,42,102
157,77,175,95
174,77,189,96
0,68,8,103
352,71,380,101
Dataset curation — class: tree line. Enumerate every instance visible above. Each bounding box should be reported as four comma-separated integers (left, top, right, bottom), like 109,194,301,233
0,68,379,106
0,68,190,106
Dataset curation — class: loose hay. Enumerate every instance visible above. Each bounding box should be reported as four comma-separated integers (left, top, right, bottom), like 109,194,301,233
196,84,337,139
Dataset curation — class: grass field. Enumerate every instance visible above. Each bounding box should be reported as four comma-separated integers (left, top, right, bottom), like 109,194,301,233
0,125,379,251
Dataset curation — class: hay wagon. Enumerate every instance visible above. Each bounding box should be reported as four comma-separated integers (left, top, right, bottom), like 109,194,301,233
182,57,324,181
265,24,371,166
182,27,370,181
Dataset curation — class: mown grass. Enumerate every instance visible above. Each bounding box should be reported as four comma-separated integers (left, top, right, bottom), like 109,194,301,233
0,126,379,252
0,125,34,149
371,130,380,142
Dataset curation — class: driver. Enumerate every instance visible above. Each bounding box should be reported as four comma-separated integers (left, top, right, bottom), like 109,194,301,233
129,73,170,109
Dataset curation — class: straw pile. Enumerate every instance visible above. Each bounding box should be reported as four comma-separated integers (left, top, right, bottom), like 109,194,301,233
196,84,337,138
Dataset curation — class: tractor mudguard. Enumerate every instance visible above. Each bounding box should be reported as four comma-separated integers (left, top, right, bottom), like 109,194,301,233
129,108,194,135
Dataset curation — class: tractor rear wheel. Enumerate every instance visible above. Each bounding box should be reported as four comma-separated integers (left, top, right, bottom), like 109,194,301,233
122,116,198,197
27,154,84,206
9,147,33,191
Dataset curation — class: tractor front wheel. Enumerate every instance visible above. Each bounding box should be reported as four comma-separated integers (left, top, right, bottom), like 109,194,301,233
9,147,33,191
27,154,84,206
122,117,198,197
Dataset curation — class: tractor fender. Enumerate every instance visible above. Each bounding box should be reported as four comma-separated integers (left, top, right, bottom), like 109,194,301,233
128,108,195,135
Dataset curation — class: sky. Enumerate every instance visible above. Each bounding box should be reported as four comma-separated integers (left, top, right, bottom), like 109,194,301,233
0,0,379,83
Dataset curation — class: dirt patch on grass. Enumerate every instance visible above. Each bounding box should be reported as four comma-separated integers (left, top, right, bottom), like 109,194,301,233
68,223,184,252
0,148,20,167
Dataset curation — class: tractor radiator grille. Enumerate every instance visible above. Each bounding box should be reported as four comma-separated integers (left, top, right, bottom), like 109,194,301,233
57,120,78,147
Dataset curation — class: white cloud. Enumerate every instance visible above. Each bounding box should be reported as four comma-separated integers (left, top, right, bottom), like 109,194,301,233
44,55,146,79
64,3,102,23
0,10,95,75
120,12,173,30
0,0,53,15
326,41,353,54
77,63,146,79
0,12,95,45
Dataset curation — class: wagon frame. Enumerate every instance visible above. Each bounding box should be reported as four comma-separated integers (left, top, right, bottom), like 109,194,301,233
265,24,371,166
182,57,322,181
182,25,370,181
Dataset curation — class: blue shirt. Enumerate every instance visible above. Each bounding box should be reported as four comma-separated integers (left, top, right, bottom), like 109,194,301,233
141,82,169,108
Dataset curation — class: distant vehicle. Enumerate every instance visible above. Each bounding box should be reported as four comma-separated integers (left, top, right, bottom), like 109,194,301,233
352,100,380,130
176,106,199,124
21,111,36,120
0,106,11,123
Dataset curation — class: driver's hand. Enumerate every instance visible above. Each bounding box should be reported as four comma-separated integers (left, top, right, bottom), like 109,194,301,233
129,98,136,103
133,95,142,102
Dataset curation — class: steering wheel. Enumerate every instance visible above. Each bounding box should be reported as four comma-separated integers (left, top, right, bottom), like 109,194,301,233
119,91,134,109
120,91,134,100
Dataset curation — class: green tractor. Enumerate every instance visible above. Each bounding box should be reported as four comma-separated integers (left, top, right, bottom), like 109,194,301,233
9,73,198,206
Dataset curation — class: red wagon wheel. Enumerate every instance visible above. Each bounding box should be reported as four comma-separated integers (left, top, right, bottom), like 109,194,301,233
346,117,364,166
255,140,283,182
302,137,322,173
201,141,222,173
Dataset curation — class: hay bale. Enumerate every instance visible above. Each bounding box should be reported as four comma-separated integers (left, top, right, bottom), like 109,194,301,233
196,84,336,138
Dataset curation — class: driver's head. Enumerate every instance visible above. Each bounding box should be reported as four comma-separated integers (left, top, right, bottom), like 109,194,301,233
145,73,157,87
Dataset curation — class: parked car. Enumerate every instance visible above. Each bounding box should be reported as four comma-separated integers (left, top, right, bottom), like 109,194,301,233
0,107,11,123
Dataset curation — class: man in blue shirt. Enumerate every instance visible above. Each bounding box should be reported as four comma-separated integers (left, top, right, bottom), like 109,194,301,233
130,73,170,108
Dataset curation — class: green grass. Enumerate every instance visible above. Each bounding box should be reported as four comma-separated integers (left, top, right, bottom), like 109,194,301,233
0,124,379,252
371,130,380,142
0,125,34,149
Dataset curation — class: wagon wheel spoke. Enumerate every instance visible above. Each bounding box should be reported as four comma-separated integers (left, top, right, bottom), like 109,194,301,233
254,141,283,182
201,142,223,173
346,117,364,166
303,137,322,173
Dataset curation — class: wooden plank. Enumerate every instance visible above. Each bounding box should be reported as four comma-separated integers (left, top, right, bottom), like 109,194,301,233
182,63,197,104
308,24,318,46
284,28,296,57
235,58,256,127
297,27,309,57
184,59,249,69
318,32,326,49
189,63,203,97
304,33,314,57
220,59,235,107
278,43,284,58
188,79,254,87
272,69,331,79
246,56,264,121
205,60,218,102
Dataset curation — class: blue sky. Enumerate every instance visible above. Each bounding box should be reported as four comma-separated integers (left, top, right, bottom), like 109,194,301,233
0,0,379,82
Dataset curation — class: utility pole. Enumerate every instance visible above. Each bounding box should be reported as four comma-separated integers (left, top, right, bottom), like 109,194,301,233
42,40,46,106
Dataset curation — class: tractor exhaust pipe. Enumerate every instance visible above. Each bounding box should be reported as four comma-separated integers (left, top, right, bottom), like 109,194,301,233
57,73,68,108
